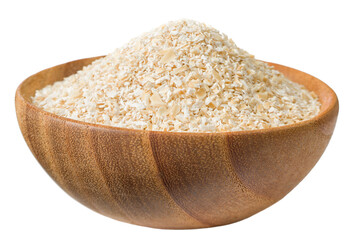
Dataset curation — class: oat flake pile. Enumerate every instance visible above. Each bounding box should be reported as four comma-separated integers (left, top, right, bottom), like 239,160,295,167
33,20,320,132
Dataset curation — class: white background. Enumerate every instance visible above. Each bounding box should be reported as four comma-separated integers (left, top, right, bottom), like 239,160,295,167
1,0,356,239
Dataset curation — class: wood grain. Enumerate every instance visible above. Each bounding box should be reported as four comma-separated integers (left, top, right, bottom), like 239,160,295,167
15,56,339,229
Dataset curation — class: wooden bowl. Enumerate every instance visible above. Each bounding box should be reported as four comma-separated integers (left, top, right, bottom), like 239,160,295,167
15,56,338,229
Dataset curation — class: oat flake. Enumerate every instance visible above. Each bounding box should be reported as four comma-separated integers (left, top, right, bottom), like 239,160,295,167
32,20,320,132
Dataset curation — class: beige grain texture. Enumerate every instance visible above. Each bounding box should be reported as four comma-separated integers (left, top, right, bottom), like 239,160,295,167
32,20,320,132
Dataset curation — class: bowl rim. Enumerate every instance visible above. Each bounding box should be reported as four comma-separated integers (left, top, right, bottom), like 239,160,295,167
16,56,339,136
